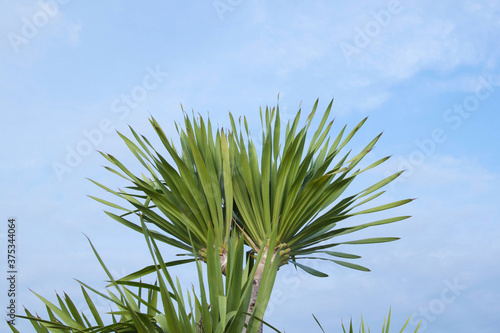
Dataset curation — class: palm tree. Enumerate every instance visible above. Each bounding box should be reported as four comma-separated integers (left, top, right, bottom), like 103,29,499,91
91,98,412,331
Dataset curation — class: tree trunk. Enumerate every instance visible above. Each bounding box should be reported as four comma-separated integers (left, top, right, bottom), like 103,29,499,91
245,259,265,333
243,245,277,333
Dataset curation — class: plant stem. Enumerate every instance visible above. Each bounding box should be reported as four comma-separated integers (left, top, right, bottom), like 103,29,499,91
246,257,266,333
244,244,278,333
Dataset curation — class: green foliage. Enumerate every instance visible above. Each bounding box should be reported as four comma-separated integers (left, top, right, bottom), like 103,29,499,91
11,99,417,333
10,220,280,333
313,309,421,333
91,99,412,279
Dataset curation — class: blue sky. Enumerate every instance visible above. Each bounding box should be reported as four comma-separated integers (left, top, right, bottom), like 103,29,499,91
1,0,499,332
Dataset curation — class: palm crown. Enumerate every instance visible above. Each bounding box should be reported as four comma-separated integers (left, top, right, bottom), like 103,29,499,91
91,98,411,278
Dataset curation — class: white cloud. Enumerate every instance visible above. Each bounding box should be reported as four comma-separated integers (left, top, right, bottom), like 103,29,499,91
0,0,81,59
337,1,498,80
230,26,329,76
353,15,477,79
385,154,498,200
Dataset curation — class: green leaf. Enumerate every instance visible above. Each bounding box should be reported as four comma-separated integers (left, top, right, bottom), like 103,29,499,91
80,285,103,326
324,251,361,259
341,237,400,245
291,261,328,277
332,260,370,272
30,290,85,330
312,313,326,333
115,259,196,283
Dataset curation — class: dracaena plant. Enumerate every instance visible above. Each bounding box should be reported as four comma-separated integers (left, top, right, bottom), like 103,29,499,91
90,98,412,328
10,220,281,333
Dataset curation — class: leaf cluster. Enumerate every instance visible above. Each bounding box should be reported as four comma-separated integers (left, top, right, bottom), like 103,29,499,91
10,220,280,333
91,99,412,277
